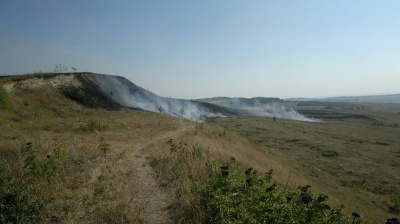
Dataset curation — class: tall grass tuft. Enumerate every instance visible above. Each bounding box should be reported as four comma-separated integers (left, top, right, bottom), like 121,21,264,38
80,118,108,132
0,85,14,112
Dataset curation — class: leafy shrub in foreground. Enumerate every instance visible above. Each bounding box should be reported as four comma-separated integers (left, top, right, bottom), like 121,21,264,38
0,165,45,223
201,160,366,224
160,140,397,223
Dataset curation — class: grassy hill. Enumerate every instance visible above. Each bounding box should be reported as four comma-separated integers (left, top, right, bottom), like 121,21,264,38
1,73,399,223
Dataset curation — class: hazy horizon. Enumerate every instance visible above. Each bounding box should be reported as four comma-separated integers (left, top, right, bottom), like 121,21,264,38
1,1,399,99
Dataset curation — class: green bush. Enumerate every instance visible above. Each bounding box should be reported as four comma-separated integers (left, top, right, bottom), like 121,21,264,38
201,161,366,224
22,142,67,177
156,140,371,223
0,164,45,223
0,85,14,111
81,118,107,132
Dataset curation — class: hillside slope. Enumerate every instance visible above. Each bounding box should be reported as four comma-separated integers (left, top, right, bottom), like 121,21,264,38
1,73,235,121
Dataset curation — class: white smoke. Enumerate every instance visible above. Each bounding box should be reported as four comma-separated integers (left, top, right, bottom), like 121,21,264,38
248,104,320,122
95,74,318,122
210,98,320,122
96,74,226,121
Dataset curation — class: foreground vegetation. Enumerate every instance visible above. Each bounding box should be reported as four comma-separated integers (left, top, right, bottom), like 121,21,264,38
151,138,367,223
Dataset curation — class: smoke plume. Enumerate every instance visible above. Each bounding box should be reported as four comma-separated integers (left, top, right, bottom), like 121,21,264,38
96,74,229,121
95,74,318,122
246,104,320,122
214,97,320,122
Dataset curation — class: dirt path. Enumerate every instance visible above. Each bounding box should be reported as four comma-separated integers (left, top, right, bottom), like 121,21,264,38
128,119,194,223
130,155,171,223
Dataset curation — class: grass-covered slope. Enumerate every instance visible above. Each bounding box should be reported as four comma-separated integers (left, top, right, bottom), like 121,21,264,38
0,73,399,223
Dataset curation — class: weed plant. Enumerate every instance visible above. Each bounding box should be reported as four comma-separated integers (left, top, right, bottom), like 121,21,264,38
81,118,108,132
22,142,67,179
0,164,45,223
0,85,14,111
98,136,111,161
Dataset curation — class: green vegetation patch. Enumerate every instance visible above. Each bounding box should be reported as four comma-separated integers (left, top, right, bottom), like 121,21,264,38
0,165,46,224
297,101,366,109
0,85,14,111
80,118,108,132
320,150,339,158
155,139,369,223
201,161,364,224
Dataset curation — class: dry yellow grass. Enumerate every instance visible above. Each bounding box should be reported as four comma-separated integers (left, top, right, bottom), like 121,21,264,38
1,82,399,223
0,85,196,223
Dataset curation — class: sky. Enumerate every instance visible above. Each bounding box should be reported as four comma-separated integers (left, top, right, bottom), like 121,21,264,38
1,1,399,99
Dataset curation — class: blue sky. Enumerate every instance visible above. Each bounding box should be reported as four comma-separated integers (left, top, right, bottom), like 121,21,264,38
1,1,399,99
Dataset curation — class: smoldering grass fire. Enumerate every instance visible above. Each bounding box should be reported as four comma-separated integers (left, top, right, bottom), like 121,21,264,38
249,105,320,122
131,96,226,122
96,75,226,122
96,75,318,122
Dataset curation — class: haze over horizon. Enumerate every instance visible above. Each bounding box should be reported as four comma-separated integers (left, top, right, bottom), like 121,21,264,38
1,1,399,99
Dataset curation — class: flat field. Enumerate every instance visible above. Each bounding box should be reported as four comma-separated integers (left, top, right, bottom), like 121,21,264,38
209,106,400,222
